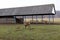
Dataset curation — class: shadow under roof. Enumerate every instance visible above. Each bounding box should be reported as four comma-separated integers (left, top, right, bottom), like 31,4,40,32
0,4,56,16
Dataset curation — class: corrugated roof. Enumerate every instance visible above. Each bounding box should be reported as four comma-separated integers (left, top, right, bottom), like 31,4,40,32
0,4,56,16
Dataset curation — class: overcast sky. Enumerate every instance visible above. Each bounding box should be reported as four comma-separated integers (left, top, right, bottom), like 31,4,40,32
0,0,60,10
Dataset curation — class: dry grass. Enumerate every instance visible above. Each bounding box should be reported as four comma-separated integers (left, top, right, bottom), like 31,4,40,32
24,18,60,23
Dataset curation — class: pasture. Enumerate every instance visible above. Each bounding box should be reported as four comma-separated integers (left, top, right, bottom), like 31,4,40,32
0,24,60,40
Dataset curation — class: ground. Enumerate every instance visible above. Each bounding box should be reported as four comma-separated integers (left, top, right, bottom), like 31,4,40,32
0,24,60,40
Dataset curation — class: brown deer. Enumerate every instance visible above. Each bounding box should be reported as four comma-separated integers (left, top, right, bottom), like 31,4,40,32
24,21,31,29
43,20,48,24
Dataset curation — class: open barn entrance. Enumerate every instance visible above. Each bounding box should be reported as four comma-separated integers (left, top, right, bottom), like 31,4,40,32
0,15,55,24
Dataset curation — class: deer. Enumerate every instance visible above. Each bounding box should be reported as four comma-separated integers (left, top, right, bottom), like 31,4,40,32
42,20,48,24
24,21,31,29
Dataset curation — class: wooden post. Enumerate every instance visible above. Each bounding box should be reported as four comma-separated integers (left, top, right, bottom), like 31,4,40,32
52,15,54,24
14,16,16,24
41,15,43,23
25,16,26,22
36,15,37,24
49,15,50,24
32,15,33,24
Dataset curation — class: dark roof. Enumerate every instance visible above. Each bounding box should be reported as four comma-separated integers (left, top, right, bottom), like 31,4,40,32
0,4,56,16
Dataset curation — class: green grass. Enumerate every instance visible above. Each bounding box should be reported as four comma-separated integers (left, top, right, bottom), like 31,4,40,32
0,24,60,40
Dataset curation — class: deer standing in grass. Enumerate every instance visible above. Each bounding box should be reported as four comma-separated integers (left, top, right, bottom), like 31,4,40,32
24,21,31,29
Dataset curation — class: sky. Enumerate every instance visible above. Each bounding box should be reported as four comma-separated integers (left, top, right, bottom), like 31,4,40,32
0,0,60,10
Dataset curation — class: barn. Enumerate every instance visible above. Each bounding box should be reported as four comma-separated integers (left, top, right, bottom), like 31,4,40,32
0,4,56,24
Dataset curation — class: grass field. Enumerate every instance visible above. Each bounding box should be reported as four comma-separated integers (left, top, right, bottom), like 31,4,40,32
0,24,60,40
